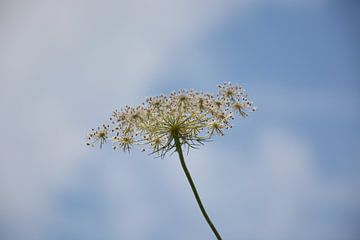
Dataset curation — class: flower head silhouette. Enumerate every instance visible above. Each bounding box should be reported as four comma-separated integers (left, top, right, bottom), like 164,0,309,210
87,82,255,239
87,82,255,156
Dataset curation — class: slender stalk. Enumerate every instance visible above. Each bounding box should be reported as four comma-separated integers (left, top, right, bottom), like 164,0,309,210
173,134,222,240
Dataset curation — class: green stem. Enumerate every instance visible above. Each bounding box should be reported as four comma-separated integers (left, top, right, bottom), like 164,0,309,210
174,134,223,240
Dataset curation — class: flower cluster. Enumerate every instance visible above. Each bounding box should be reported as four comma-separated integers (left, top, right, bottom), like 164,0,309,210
86,82,255,157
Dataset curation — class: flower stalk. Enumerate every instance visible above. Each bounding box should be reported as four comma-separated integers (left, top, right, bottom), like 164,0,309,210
174,131,222,240
86,82,255,238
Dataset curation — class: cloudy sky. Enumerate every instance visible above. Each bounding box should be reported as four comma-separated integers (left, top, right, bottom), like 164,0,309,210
0,0,359,239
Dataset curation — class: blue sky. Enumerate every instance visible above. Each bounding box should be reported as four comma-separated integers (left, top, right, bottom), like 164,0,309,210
0,0,359,240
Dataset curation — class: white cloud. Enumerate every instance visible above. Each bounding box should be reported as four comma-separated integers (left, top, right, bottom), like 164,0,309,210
0,0,338,239
0,1,253,239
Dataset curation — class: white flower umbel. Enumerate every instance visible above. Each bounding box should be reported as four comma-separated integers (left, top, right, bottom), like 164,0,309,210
87,82,255,240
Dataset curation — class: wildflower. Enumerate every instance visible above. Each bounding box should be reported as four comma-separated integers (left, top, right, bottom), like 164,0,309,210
87,82,254,157
87,82,255,240
208,120,227,136
113,135,134,152
86,125,109,148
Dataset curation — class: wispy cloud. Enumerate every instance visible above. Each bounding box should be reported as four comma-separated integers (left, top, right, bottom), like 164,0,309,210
1,0,355,240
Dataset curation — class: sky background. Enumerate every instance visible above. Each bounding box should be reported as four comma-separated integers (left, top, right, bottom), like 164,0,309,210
0,0,359,239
